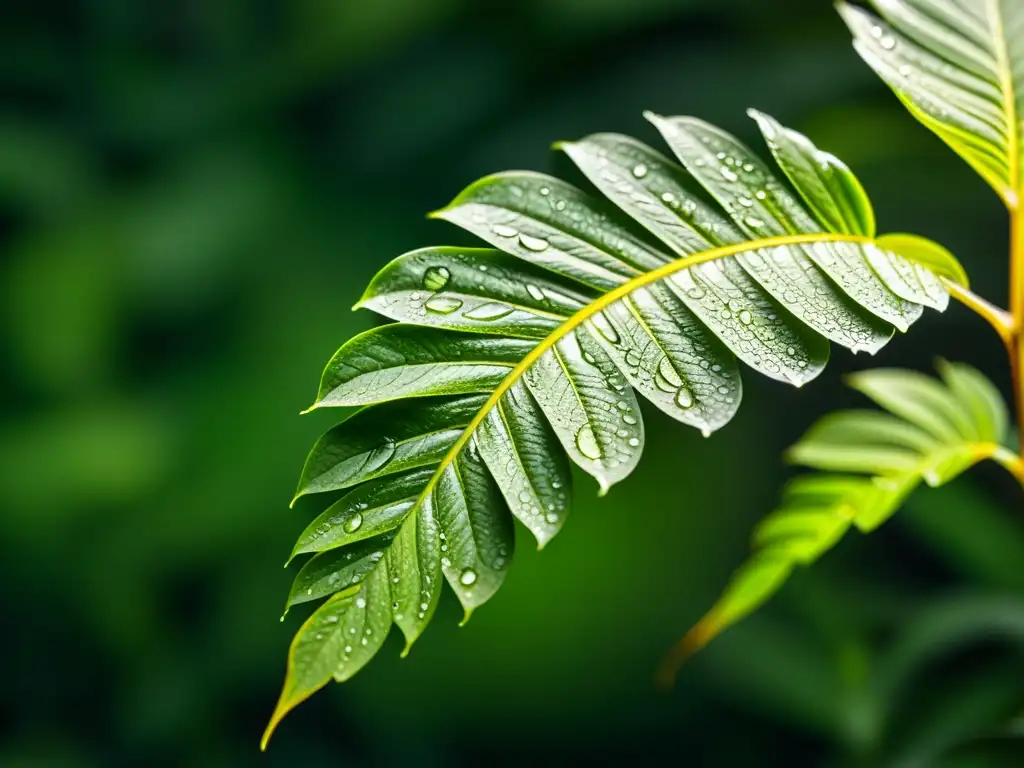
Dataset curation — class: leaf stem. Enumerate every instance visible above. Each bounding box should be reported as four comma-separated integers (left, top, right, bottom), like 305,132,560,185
1011,207,1024,487
944,281,1014,346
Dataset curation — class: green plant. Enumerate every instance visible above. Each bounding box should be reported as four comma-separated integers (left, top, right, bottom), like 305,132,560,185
262,0,1024,748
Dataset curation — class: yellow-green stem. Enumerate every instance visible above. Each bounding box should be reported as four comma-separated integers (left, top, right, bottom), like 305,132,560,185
1011,208,1024,484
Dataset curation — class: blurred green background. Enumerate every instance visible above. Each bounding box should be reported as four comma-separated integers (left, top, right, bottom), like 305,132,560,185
3,0,1024,765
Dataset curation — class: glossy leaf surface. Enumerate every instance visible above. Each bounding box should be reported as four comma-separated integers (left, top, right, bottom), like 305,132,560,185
266,109,969,746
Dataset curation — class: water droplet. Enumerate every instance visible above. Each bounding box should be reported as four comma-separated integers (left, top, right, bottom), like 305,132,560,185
737,196,754,208
676,387,694,409
460,568,478,586
424,296,463,315
356,597,366,609
492,224,518,238
519,233,549,252
632,163,648,179
526,284,545,301
738,309,753,325
590,314,620,344
661,191,676,204
622,414,638,425
464,301,514,321
423,266,451,291
655,356,683,392
742,163,755,173
880,35,896,50
555,200,566,211
344,513,363,533
628,437,640,447
744,216,764,228
540,186,550,196
624,349,642,367
755,190,767,200
717,385,730,395
720,167,739,182
575,425,602,460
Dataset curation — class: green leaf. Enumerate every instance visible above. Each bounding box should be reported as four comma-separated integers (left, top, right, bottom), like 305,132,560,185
310,326,533,408
749,108,876,237
839,0,1024,208
358,247,592,339
290,468,432,562
660,361,1012,683
294,394,488,500
267,110,972,746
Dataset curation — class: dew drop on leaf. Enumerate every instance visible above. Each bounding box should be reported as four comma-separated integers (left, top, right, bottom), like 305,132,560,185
675,387,694,409
459,568,478,586
464,301,514,321
424,296,463,315
343,513,363,533
631,163,648,179
422,266,451,291
575,424,602,460
519,233,550,252
526,284,545,301
492,224,518,237
738,309,753,325
657,356,684,390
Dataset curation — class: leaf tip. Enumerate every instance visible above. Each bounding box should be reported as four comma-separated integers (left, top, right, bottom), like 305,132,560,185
459,608,474,627
299,402,320,416
426,207,451,221
261,678,309,752
642,110,665,127
655,612,721,689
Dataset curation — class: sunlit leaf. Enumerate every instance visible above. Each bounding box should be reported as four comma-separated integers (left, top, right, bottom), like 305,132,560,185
659,361,1013,684
267,110,971,745
840,0,1024,208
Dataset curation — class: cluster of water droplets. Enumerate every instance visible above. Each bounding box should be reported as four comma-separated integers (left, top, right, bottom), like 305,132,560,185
416,264,514,322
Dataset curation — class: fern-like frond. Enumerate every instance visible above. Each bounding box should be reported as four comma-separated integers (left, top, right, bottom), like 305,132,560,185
839,0,1024,208
263,111,969,747
658,360,1014,686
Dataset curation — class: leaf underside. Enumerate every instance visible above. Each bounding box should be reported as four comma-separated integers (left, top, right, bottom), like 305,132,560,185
657,360,1010,685
264,105,970,747
839,0,1024,208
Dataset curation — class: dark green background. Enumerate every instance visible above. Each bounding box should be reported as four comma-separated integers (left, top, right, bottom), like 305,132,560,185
3,1,1024,765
